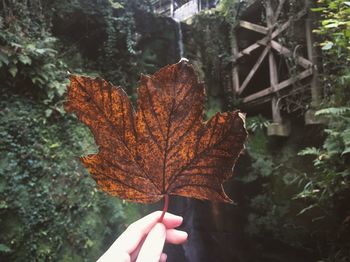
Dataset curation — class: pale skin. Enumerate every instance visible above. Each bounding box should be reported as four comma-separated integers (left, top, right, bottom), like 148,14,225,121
98,211,188,262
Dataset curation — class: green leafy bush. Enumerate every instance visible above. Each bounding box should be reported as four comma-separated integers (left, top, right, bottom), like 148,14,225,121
0,1,68,104
0,94,142,261
297,107,350,209
0,1,153,260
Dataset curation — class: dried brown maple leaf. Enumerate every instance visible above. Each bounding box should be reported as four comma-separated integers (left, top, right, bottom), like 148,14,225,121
65,60,247,206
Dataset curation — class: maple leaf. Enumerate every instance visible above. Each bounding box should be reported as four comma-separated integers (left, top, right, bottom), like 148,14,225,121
65,60,247,205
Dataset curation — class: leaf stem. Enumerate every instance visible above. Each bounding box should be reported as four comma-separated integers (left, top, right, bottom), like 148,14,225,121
159,194,169,223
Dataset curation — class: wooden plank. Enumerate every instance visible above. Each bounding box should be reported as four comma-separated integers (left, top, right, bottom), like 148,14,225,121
231,33,240,94
235,39,267,59
269,52,282,122
271,40,313,68
235,17,290,60
277,68,313,91
267,0,282,124
235,18,291,60
272,95,282,123
234,4,307,61
242,68,313,103
235,13,308,60
239,20,268,34
305,10,321,107
273,0,287,23
266,0,277,90
266,0,274,29
238,45,270,95
271,7,307,38
268,51,279,89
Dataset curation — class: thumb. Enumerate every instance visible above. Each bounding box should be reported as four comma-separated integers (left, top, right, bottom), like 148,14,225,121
136,223,166,262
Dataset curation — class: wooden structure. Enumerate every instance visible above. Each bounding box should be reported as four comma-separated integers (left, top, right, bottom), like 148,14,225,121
151,0,218,21
231,0,323,136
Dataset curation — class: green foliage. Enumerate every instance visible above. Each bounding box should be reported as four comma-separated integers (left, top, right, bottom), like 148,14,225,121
312,0,350,54
312,0,350,105
242,124,316,257
295,0,350,227
0,1,68,104
246,115,270,133
0,94,140,261
191,10,232,97
297,107,350,204
0,0,157,260
316,106,350,116
217,0,240,26
293,3,350,259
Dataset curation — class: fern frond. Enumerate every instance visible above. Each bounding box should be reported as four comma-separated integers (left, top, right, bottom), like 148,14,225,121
316,107,350,116
298,147,320,156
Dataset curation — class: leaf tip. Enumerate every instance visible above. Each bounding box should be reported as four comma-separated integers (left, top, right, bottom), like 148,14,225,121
238,112,247,127
178,57,189,63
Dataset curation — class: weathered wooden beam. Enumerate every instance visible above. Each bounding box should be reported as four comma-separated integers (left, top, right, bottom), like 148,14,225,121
273,0,287,24
276,68,313,91
271,96,282,123
271,40,313,68
269,53,282,123
306,16,321,107
242,68,313,103
235,39,268,59
234,4,307,61
272,7,308,36
231,33,240,94
239,20,268,34
268,50,279,89
267,121,291,136
266,0,274,30
238,45,270,95
267,0,283,124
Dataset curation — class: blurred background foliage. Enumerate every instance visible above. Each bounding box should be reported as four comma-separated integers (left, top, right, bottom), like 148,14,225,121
0,0,155,261
1,0,350,261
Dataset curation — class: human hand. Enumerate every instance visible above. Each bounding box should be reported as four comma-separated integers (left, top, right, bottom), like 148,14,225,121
97,211,188,262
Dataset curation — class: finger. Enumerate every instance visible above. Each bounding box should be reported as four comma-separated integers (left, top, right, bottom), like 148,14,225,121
97,251,130,262
161,212,183,229
159,253,167,262
166,229,188,244
136,223,166,262
129,235,145,262
131,225,187,260
131,211,183,230
104,212,183,256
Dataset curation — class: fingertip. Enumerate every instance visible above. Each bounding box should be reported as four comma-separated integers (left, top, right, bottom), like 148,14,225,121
160,253,167,262
162,213,183,229
166,229,188,244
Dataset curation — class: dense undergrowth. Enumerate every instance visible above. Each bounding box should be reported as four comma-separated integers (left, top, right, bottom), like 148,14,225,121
0,0,153,260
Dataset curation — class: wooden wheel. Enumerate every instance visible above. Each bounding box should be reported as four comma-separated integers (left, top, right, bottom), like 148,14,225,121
232,0,317,131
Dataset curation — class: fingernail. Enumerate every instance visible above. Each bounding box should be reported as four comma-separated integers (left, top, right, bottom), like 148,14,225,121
166,213,183,221
180,231,188,239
